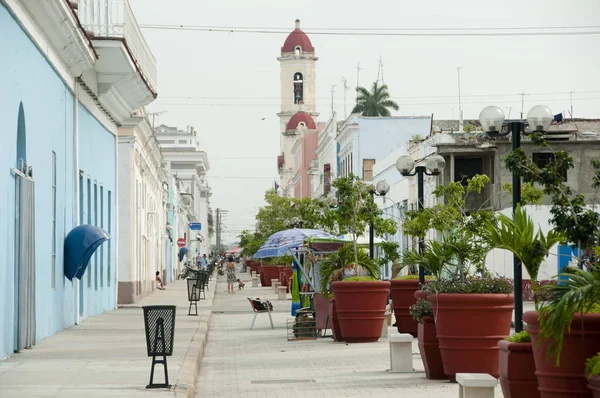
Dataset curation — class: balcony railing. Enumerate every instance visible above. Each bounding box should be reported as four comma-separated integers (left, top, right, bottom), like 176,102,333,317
78,0,157,91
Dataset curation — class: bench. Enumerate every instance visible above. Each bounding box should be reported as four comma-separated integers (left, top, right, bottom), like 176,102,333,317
456,373,497,398
387,333,414,373
247,298,274,330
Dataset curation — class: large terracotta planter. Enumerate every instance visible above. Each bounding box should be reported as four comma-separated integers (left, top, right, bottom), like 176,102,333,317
249,261,261,275
498,339,540,398
279,267,294,292
260,265,281,287
390,279,420,337
524,311,600,398
588,376,600,398
428,293,513,378
331,281,391,343
418,315,447,379
328,298,344,342
313,293,329,331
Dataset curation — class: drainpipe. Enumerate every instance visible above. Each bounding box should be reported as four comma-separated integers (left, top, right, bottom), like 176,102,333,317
73,81,80,325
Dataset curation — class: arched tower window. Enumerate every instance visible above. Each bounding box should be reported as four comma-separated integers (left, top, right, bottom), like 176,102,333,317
294,46,302,56
293,72,304,104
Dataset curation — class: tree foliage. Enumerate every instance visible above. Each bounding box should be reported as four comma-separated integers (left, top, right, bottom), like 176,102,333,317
352,81,399,117
504,140,600,262
401,175,496,278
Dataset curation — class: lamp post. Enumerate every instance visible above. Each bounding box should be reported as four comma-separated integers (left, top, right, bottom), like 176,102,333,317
479,104,553,333
369,180,391,259
396,154,446,286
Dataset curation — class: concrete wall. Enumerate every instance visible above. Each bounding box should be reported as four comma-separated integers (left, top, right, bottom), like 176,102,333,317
77,103,117,318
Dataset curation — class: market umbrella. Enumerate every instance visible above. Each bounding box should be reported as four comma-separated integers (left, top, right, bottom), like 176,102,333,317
253,228,335,258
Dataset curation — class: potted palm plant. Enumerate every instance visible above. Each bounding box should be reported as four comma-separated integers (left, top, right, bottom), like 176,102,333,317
586,353,600,397
524,267,600,398
487,205,563,398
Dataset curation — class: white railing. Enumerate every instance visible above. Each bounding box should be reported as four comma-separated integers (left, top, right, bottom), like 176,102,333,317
78,0,157,92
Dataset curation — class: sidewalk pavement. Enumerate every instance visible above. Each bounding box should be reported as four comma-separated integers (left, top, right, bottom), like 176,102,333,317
0,272,229,398
196,278,506,398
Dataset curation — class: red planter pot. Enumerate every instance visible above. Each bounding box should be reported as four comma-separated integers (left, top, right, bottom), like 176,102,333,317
428,293,513,378
498,340,540,398
331,281,391,343
390,279,420,337
524,311,600,398
249,261,261,275
588,376,600,398
313,293,329,330
279,267,294,292
414,290,429,301
329,298,344,342
260,265,281,287
418,315,447,380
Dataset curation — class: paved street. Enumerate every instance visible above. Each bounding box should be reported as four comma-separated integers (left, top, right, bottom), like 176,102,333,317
0,277,217,398
196,278,505,398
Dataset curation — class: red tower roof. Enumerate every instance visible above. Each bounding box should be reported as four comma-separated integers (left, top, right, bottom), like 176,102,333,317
286,111,316,131
281,19,314,53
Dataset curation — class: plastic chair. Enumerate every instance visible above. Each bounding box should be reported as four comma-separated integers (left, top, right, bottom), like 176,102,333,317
247,298,274,329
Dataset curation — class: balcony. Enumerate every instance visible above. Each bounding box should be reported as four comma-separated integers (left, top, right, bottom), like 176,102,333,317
78,0,157,122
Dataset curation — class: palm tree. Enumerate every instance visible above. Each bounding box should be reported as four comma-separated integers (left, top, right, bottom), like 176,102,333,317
352,81,399,117
486,204,564,308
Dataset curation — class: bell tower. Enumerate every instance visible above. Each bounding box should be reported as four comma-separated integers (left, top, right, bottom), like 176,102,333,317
277,19,318,197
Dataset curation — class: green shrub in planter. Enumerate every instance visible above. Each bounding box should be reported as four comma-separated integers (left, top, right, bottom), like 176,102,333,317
504,330,531,343
409,299,433,323
396,275,435,281
586,353,600,379
424,276,513,294
341,276,378,282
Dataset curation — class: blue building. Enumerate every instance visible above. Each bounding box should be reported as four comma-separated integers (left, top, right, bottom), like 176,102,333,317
0,0,157,359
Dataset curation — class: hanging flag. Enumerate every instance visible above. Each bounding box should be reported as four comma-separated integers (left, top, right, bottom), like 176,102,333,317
274,181,280,191
554,113,563,123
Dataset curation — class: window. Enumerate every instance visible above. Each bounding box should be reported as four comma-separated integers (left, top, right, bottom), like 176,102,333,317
100,186,104,288
52,152,56,289
294,46,302,55
87,178,91,288
533,152,567,181
94,182,98,291
107,190,112,286
178,140,187,144
79,172,84,225
324,163,332,194
350,153,353,175
293,72,304,104
454,157,483,185
363,159,376,181
160,139,175,144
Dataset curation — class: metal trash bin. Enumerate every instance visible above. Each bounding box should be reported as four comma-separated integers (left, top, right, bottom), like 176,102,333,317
187,278,203,315
142,305,176,389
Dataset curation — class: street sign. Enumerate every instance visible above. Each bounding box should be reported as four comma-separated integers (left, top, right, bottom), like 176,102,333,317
177,238,186,248
189,222,201,231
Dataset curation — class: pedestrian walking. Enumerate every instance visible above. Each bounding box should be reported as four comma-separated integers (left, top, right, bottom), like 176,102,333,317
226,255,237,294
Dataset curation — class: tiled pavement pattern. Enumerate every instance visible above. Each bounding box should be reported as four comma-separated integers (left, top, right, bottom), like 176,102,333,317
196,280,505,398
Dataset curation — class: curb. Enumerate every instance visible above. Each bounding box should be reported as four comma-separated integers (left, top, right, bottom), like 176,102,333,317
175,276,220,398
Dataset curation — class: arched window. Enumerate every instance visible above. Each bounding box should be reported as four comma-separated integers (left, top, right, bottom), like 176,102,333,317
293,72,304,104
295,46,302,55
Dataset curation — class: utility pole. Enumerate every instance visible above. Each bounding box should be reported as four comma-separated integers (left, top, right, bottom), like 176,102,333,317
330,85,336,115
457,67,463,132
520,92,525,119
342,77,348,119
355,62,363,103
215,208,228,255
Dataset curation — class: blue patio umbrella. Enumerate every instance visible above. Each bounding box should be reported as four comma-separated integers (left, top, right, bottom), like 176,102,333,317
253,228,335,258
64,225,110,281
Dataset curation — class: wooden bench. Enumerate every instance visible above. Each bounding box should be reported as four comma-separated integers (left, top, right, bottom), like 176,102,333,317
456,373,497,398
247,298,274,330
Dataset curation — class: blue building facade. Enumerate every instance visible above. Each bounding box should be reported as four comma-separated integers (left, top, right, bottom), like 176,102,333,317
0,3,116,359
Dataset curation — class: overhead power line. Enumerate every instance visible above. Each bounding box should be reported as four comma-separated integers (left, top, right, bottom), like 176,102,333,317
139,24,600,37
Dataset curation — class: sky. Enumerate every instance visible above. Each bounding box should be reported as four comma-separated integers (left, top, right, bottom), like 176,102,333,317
129,0,600,245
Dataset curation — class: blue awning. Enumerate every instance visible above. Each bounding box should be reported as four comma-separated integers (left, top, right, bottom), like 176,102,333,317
64,225,110,281
179,247,189,262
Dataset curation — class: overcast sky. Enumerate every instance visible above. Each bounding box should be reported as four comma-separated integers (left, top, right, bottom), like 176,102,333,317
130,0,600,244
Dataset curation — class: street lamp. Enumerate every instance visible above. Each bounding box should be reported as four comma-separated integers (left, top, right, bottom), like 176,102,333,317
396,154,446,286
479,104,553,333
369,180,391,259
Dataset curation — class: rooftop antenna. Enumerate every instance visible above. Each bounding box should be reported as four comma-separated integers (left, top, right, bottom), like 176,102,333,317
570,91,574,121
148,111,167,129
355,62,363,104
342,77,348,119
376,56,384,84
520,91,525,119
330,85,336,115
457,67,463,132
